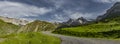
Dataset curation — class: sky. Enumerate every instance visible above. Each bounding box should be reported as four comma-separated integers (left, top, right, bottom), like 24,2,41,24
0,0,119,22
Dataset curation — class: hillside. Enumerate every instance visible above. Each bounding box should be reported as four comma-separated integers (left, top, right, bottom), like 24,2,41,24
18,20,56,33
0,19,20,35
0,18,61,44
53,2,120,39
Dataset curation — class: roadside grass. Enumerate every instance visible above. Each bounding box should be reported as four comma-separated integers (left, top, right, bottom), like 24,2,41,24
0,32,61,44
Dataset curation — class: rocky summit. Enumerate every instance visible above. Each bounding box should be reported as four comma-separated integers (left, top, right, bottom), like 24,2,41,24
62,17,88,26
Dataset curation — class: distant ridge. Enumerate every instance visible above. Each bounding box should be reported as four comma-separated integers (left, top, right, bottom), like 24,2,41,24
0,16,29,25
62,17,88,26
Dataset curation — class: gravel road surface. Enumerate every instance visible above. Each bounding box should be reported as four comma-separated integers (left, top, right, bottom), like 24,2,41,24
42,31,120,44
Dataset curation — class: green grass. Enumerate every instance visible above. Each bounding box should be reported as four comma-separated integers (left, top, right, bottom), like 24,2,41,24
53,22,120,39
0,19,20,35
0,32,60,44
62,22,120,32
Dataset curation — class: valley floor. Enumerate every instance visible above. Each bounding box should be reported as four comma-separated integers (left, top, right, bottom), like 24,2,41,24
42,31,120,44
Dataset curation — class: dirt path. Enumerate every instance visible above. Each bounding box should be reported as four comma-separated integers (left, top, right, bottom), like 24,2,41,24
42,31,120,44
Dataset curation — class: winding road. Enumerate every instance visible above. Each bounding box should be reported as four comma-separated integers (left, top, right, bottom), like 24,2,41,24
42,31,120,44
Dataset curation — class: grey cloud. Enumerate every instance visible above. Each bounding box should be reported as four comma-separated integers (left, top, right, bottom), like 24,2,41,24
0,1,52,19
0,0,118,22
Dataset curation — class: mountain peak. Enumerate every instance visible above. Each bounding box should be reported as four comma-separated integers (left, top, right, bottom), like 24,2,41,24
77,17,87,22
61,17,88,26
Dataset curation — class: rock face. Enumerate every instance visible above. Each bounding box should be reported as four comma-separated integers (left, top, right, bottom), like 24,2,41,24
62,17,88,26
106,2,120,14
0,16,29,25
97,2,120,21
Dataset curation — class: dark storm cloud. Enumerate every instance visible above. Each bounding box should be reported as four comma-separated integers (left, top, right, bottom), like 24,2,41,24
0,0,55,8
0,0,118,22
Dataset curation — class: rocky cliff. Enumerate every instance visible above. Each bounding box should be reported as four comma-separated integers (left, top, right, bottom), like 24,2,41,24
97,2,120,22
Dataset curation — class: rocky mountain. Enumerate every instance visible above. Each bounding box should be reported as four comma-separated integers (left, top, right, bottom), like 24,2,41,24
60,2,120,27
61,17,88,26
97,2,120,22
0,16,29,25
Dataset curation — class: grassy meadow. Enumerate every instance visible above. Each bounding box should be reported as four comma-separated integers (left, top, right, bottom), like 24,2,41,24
0,32,60,44
53,21,120,39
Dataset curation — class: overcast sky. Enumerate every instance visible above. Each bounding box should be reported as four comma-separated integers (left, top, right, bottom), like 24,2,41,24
0,0,119,22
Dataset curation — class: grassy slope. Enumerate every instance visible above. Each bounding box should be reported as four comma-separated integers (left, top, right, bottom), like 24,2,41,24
53,21,120,39
62,22,120,32
18,20,56,33
0,32,60,44
0,19,20,35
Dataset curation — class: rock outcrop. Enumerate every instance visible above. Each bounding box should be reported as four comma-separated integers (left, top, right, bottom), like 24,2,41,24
62,17,88,26
0,16,29,25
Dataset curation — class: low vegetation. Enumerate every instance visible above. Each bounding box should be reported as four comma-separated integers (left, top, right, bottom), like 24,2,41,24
0,32,60,44
53,21,120,39
18,20,56,33
0,19,60,44
0,19,20,35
